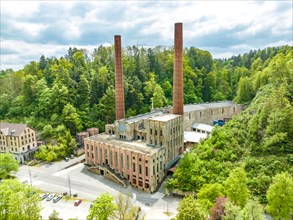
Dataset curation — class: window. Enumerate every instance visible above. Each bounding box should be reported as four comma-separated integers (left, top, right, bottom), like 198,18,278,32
222,108,224,114
110,151,113,165
189,113,191,119
160,142,162,146
155,140,157,145
155,130,157,135
160,161,162,170
127,155,129,169
157,164,159,172
146,167,148,176
100,148,102,161
160,130,162,136
150,129,152,134
121,154,124,169
200,112,202,117
139,165,142,174
133,163,136,172
210,110,213,115
105,149,108,158
153,166,155,175
233,107,236,113
115,152,118,166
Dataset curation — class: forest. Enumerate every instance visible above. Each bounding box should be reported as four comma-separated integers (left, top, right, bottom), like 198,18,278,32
0,45,292,212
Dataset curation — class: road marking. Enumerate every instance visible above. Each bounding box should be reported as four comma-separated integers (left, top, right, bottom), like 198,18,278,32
52,163,84,177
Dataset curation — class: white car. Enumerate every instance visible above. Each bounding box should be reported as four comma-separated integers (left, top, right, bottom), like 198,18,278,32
53,195,62,203
46,194,55,201
40,193,49,200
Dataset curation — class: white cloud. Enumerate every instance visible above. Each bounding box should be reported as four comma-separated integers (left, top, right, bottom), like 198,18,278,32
0,1,292,70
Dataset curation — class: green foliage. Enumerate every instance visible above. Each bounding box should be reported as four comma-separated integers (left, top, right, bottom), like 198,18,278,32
0,179,41,220
222,201,241,220
48,210,60,220
266,172,293,220
240,199,264,220
175,195,207,220
0,153,19,179
197,183,225,209
224,167,249,208
87,193,117,220
114,193,137,220
169,46,293,204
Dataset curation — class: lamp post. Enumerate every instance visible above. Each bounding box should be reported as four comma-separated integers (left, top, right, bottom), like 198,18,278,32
28,170,32,187
67,175,71,197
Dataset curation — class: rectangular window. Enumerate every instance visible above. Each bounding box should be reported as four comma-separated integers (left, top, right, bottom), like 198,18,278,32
211,110,213,115
139,164,142,174
115,152,118,167
200,112,202,117
150,129,152,134
146,167,148,176
222,108,224,114
110,151,113,165
153,166,155,175
105,149,108,159
133,163,136,172
160,161,162,170
100,148,102,162
160,130,162,136
155,130,157,135
121,154,124,169
127,155,129,169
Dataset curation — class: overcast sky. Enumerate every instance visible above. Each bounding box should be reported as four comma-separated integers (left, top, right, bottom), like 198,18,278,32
1,0,292,71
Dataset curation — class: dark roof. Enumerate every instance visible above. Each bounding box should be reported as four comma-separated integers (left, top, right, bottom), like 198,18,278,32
0,122,28,136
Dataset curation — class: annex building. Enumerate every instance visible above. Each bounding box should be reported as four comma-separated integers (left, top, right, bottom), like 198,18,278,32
0,122,38,164
84,23,241,192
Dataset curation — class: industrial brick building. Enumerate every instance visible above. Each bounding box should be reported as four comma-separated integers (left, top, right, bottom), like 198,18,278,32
84,23,241,192
0,122,38,164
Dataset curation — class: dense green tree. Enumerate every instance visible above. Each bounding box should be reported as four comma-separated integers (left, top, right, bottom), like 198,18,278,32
175,195,207,220
0,153,19,179
62,103,82,135
240,199,264,220
197,183,225,209
224,167,249,208
0,179,41,220
87,193,117,220
266,172,293,220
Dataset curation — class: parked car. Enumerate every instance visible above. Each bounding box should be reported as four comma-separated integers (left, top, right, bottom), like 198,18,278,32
73,193,78,197
40,193,49,200
70,154,74,159
46,194,55,201
64,157,69,162
63,192,68,196
74,199,82,206
53,195,62,203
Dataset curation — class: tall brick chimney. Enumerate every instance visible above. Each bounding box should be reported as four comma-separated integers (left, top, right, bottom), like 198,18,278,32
173,23,184,115
114,35,125,120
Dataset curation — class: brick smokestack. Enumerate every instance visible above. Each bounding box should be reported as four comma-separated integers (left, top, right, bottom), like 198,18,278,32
114,35,125,120
173,23,184,115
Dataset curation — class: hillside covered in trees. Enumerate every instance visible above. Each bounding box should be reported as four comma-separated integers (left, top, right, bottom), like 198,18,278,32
167,46,293,204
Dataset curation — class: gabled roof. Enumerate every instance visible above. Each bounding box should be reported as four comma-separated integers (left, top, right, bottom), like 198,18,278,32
0,122,28,136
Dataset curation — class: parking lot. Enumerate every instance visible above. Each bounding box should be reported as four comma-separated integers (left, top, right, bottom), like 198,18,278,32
40,196,91,219
16,158,181,220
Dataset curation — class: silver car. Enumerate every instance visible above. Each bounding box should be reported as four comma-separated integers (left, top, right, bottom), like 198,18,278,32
46,194,55,201
53,195,62,203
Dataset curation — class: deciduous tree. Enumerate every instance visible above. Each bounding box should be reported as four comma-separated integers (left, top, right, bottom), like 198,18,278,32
266,172,293,220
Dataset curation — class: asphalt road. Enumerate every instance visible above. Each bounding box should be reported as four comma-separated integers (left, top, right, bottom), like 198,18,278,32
15,156,181,219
